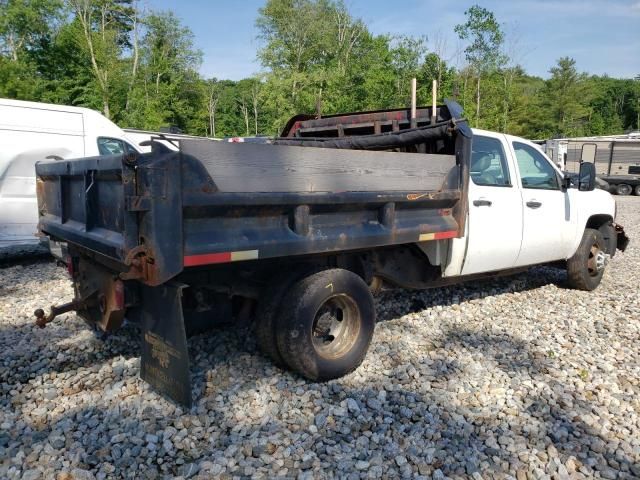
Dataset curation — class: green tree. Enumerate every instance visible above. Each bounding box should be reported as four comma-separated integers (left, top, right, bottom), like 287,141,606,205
67,0,136,118
122,10,202,131
0,0,64,99
454,5,505,127
542,57,591,137
0,0,63,61
419,52,456,104
389,35,427,106
256,0,375,131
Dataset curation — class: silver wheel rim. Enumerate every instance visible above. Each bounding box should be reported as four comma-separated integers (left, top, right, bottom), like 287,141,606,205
587,244,606,276
311,294,360,359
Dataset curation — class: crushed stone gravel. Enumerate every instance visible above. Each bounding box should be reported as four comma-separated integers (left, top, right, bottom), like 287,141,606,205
1,196,639,479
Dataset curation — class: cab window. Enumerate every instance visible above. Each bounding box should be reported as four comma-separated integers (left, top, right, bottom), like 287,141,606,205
97,137,136,155
513,142,559,190
470,135,511,187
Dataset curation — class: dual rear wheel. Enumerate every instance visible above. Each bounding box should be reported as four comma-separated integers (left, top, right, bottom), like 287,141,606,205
255,268,375,381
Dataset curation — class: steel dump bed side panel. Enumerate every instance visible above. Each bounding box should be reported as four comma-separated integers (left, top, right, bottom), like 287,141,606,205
182,140,455,192
178,139,461,266
181,190,461,266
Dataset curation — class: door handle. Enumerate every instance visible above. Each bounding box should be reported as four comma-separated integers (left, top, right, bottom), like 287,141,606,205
526,200,542,209
473,199,492,207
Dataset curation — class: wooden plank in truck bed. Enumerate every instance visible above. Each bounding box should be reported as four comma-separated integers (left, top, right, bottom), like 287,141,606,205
181,140,456,193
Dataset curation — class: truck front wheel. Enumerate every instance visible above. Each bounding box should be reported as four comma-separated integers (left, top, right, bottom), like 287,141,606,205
566,228,607,291
276,269,375,381
635,185,640,196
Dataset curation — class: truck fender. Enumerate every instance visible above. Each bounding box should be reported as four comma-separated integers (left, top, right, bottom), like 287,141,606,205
585,214,616,256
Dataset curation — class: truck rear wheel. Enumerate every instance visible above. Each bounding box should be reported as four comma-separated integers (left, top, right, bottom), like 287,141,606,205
276,269,375,381
635,185,640,196
566,228,607,291
255,268,314,366
616,183,632,195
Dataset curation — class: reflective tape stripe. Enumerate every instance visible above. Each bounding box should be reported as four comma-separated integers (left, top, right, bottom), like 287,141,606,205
184,249,259,267
230,250,259,261
418,230,457,242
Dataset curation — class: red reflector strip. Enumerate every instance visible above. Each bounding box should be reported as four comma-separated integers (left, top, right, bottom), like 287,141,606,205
184,249,258,267
184,252,230,266
434,230,458,240
418,230,458,241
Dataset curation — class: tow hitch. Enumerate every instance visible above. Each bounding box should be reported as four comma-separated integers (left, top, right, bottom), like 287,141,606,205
33,277,193,407
34,293,97,328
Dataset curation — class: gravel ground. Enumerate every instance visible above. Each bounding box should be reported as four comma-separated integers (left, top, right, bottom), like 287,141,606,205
1,197,639,480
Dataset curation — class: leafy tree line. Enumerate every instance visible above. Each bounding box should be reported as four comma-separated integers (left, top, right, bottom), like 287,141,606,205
1,0,638,139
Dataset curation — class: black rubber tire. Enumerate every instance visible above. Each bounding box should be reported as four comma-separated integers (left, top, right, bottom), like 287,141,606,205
635,185,640,196
254,267,315,366
566,228,607,291
599,223,616,257
616,183,632,196
276,269,375,381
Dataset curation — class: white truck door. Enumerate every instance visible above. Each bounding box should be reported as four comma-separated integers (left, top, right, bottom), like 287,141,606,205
509,139,570,266
460,132,523,275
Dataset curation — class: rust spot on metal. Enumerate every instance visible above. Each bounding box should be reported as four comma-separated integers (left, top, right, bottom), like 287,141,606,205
119,245,163,285
407,193,434,201
123,245,149,266
201,182,217,194
124,152,138,165
36,178,47,216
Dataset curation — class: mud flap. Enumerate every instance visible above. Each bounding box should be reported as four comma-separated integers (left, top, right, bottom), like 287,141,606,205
615,223,629,252
140,282,192,407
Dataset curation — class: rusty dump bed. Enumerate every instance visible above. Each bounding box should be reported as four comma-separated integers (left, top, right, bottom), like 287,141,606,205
35,101,472,287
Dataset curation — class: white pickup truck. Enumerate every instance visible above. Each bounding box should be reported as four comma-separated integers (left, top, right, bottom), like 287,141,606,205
33,102,629,406
456,128,628,291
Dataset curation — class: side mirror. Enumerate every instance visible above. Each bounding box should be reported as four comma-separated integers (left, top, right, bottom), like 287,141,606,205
580,143,596,163
578,162,596,191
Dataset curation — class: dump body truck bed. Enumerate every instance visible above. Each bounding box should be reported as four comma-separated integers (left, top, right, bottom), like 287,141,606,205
36,102,471,287
35,102,471,406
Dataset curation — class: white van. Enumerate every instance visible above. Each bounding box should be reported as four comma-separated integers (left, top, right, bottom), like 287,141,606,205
0,99,143,248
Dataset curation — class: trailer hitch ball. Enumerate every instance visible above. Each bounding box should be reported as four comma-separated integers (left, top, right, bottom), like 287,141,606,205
34,305,63,328
33,296,96,328
34,309,47,328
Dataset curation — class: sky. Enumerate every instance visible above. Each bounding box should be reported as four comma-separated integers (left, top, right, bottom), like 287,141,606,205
147,0,640,80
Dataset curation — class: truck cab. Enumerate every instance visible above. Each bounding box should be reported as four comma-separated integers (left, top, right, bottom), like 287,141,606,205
445,129,619,278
